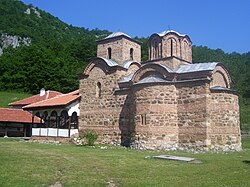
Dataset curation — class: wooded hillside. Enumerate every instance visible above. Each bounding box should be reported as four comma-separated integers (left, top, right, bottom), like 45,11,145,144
0,0,249,128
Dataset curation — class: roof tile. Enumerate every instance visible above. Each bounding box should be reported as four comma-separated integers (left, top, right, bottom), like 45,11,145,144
23,90,80,109
0,108,40,123
9,90,62,107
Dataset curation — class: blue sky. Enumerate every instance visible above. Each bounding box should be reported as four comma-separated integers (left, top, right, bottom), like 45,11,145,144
21,0,250,53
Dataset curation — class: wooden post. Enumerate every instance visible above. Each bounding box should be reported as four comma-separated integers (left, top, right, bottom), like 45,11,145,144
5,123,7,137
68,116,71,137
24,124,26,137
31,115,34,137
47,116,50,137
57,115,59,137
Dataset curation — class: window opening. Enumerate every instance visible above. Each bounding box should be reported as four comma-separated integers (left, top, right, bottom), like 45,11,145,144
170,39,173,56
108,47,112,59
96,82,101,98
130,48,134,60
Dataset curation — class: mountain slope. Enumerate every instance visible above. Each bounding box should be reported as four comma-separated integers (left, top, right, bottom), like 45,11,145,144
0,0,110,93
0,0,110,43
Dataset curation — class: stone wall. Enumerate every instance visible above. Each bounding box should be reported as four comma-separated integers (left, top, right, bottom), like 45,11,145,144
177,81,209,149
79,66,134,146
207,91,241,151
132,83,178,150
122,38,141,63
97,38,123,64
151,57,190,71
97,37,141,64
159,33,192,63
211,65,231,88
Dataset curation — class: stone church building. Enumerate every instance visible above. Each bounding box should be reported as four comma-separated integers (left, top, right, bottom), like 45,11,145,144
79,30,241,151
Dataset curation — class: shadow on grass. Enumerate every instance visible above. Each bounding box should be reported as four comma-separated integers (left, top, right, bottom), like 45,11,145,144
243,160,250,165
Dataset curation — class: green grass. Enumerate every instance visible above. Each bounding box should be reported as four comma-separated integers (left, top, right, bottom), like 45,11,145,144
241,103,250,134
0,91,31,108
0,138,250,187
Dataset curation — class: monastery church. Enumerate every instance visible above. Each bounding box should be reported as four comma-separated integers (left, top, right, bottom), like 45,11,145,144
0,30,241,151
79,30,241,151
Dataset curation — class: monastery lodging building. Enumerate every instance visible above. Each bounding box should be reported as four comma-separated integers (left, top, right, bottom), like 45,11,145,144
79,30,241,151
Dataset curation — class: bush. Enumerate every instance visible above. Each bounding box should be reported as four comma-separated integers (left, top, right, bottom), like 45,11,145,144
79,130,98,146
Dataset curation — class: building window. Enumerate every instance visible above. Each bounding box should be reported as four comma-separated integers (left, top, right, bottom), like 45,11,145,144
154,41,158,59
141,114,146,125
130,48,134,60
50,111,58,128
170,39,173,56
42,111,49,128
71,112,78,129
59,110,69,129
34,112,42,128
108,47,112,59
96,82,101,98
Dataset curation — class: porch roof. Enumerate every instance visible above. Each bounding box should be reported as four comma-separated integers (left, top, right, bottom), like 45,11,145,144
0,108,40,123
23,90,80,110
9,90,62,107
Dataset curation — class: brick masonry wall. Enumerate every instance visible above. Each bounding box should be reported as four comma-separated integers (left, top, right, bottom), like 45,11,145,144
161,34,192,63
132,83,178,150
207,91,241,151
122,38,141,63
152,57,190,71
176,81,209,149
97,40,123,64
97,37,141,65
79,66,134,146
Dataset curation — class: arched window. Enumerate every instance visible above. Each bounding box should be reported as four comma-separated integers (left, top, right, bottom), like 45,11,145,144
34,112,42,128
70,112,78,129
35,112,40,118
130,48,134,60
154,41,158,59
170,39,173,56
59,110,69,129
42,111,49,128
183,41,188,60
50,111,58,128
96,82,101,98
167,38,177,57
108,47,112,59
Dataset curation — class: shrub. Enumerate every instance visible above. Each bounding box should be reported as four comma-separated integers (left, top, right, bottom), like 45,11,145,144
80,130,98,146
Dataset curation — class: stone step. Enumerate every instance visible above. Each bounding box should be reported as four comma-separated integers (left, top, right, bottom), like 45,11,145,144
152,155,202,163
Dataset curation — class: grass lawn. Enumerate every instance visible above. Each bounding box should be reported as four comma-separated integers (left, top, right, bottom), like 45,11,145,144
0,91,31,108
0,138,250,187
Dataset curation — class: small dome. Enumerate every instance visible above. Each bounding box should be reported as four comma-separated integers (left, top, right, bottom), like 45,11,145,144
105,32,131,39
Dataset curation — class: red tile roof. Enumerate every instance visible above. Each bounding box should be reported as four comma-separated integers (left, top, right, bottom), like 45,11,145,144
9,90,62,107
23,90,80,110
0,108,41,123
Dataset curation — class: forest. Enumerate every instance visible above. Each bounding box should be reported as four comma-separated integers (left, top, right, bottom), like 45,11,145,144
0,0,249,128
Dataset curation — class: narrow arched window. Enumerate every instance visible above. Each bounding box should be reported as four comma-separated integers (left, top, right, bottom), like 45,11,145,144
108,47,112,59
130,48,134,60
154,41,158,59
96,82,101,98
170,39,173,56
